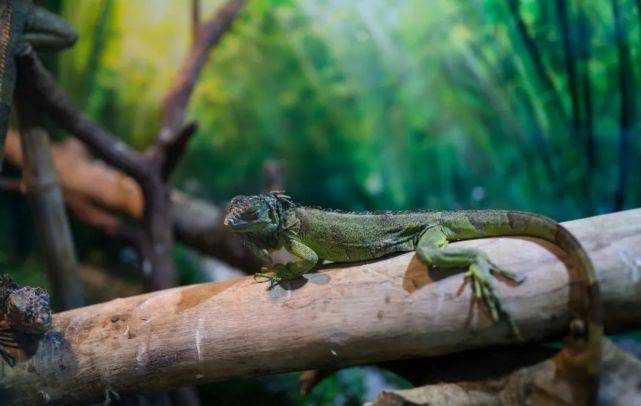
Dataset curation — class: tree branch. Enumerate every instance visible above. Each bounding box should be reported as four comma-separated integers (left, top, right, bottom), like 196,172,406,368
16,0,246,291
4,131,144,217
159,121,198,181
191,0,201,43
158,0,244,142
3,130,260,272
16,46,149,184
1,209,640,404
262,160,286,192
172,192,260,270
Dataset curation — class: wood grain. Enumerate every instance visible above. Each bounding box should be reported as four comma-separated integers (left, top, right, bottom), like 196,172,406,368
1,209,640,405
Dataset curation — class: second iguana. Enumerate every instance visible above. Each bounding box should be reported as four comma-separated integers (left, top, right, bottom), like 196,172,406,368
224,192,602,401
0,274,51,366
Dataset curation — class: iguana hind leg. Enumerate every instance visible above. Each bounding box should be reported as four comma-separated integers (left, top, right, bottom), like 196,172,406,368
416,226,524,337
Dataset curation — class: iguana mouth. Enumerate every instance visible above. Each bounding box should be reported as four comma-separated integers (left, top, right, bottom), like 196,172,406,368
223,202,245,229
224,210,268,231
224,195,260,230
223,212,246,229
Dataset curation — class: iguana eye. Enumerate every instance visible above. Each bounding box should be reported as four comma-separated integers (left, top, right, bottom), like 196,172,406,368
245,208,260,218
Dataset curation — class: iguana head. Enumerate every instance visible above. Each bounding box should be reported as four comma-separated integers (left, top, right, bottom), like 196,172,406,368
224,192,294,234
6,287,52,335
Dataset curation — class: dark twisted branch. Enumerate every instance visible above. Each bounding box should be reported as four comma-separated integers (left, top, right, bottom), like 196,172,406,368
192,0,201,43
3,131,260,272
15,0,246,290
158,0,245,142
10,4,245,404
15,47,148,183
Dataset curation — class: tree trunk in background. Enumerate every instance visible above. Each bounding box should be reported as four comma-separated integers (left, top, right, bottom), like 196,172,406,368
141,167,177,290
577,1,595,207
612,0,635,211
506,0,567,126
556,0,593,211
556,0,581,142
14,91,84,310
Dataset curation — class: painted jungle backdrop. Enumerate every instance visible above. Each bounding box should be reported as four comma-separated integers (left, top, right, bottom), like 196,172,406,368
1,0,640,404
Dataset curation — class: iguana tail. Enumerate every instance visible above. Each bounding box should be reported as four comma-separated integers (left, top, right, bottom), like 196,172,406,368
442,210,602,403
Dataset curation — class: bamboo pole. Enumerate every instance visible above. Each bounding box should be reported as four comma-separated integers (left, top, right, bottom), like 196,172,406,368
1,209,640,404
14,91,84,310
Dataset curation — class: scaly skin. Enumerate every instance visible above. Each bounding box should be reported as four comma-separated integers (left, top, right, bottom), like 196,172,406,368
0,274,51,367
0,0,77,165
225,192,602,404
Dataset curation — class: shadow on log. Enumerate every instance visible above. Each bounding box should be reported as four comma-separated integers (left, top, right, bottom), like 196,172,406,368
1,209,640,404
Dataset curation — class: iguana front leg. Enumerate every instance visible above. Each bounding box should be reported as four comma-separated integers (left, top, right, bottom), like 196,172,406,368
416,225,525,336
256,238,319,284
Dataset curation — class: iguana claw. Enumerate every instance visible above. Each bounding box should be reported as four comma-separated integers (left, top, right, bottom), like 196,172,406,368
254,269,284,289
464,256,524,340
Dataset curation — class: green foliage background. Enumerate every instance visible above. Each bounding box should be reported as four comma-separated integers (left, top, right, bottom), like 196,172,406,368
57,0,641,216
1,0,640,403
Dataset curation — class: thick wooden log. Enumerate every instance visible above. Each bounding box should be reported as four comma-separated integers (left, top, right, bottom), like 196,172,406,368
1,209,640,404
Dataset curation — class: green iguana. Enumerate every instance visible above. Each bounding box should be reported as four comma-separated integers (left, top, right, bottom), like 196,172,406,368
224,192,602,403
0,0,77,165
0,274,51,367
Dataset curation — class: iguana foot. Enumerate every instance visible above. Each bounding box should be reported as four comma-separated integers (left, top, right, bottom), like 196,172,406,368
254,270,283,289
416,226,525,340
464,255,523,340
254,262,310,290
